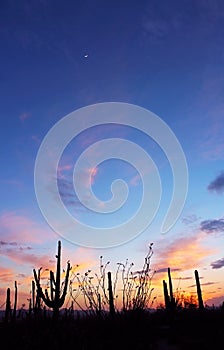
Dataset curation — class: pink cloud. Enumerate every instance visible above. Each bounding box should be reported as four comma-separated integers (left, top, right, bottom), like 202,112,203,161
87,166,98,185
31,135,41,144
0,211,56,244
0,179,24,190
129,173,141,186
151,232,215,284
19,112,31,122
57,164,73,179
206,294,224,307
0,266,14,284
0,246,54,270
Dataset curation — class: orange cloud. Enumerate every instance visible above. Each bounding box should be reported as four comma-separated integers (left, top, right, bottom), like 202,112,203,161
152,232,215,277
143,232,217,306
0,266,15,284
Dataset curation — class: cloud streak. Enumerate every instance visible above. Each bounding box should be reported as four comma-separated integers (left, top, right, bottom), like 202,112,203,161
19,112,31,122
151,231,214,289
211,257,224,269
0,211,56,244
208,171,224,194
200,219,224,233
188,281,217,288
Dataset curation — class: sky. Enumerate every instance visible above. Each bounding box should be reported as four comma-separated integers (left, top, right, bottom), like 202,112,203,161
1,0,224,310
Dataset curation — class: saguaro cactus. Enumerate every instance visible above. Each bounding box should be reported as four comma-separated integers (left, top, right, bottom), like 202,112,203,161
5,287,11,323
163,280,170,309
108,271,115,315
13,281,17,319
33,240,71,319
194,269,204,310
168,267,176,310
31,280,35,311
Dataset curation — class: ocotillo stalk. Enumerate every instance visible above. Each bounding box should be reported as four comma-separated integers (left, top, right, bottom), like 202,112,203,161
194,270,204,310
168,267,175,309
13,281,17,319
33,240,71,319
163,280,170,310
108,271,115,316
5,287,11,323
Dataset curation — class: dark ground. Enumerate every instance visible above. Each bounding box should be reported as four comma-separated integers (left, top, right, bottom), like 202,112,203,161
0,308,224,349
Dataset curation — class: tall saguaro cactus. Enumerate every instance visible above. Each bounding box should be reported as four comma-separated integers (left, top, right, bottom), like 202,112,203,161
33,240,71,319
5,287,11,323
13,281,17,319
108,271,115,316
163,280,170,309
194,269,204,311
168,267,175,310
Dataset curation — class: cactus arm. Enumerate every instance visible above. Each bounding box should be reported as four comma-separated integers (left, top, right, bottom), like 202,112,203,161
33,268,50,305
59,261,71,308
44,289,54,308
50,271,55,300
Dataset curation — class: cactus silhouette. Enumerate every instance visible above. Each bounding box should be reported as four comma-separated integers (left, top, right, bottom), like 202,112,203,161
194,269,204,310
163,280,170,309
33,240,71,319
162,268,178,311
108,271,115,315
5,287,11,323
13,281,17,319
168,267,176,310
31,280,35,311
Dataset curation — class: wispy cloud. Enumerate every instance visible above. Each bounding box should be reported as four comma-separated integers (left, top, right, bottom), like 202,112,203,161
19,112,31,122
206,294,224,307
155,267,180,274
188,281,217,288
0,246,53,269
57,164,73,180
0,241,17,246
0,266,14,283
31,135,41,144
211,257,224,269
142,18,169,38
200,219,224,233
0,211,56,243
152,231,214,281
181,214,200,226
0,179,24,190
172,276,193,281
57,177,88,210
57,166,99,210
208,171,224,194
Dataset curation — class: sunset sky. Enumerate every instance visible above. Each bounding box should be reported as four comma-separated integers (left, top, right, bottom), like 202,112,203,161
1,0,224,309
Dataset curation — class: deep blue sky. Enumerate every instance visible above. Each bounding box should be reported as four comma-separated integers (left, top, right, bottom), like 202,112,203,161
1,0,224,308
